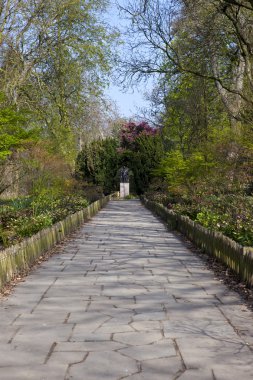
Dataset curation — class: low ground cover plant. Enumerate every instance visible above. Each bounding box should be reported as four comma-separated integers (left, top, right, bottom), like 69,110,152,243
0,194,88,248
145,190,253,247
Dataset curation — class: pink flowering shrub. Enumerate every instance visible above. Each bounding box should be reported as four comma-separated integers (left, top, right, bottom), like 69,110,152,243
120,121,158,150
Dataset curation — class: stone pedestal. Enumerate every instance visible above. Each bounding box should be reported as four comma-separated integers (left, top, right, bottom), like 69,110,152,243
120,182,129,198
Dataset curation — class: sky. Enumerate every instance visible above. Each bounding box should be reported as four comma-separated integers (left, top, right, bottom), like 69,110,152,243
104,1,149,118
106,85,148,119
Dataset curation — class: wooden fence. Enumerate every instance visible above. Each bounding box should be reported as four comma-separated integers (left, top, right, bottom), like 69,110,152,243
0,193,119,290
141,196,253,287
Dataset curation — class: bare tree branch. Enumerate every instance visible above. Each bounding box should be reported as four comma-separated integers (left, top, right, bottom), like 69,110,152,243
118,0,253,120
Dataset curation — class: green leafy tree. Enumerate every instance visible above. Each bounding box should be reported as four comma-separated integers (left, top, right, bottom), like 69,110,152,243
118,122,165,194
159,71,228,166
76,121,165,195
149,66,251,197
0,0,118,166
155,150,215,195
0,92,39,196
76,138,119,194
0,93,36,161
120,0,253,121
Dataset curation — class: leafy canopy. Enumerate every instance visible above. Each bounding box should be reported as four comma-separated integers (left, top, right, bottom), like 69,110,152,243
0,93,37,161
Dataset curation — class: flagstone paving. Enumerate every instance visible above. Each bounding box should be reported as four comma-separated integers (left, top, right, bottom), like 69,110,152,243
0,199,253,379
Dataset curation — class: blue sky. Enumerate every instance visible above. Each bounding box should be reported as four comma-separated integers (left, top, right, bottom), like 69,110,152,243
104,1,149,118
106,85,148,118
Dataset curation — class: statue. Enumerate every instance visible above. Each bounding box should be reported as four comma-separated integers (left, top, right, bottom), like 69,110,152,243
120,166,129,183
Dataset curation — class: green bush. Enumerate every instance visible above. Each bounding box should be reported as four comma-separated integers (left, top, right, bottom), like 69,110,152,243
13,213,53,237
76,138,119,194
119,134,165,194
76,123,165,195
0,225,14,246
172,195,253,246
0,194,89,247
144,191,253,247
49,195,89,222
124,194,138,199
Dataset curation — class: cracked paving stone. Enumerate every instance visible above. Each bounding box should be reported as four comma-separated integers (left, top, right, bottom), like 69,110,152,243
132,312,167,321
0,364,68,380
67,350,138,380
47,351,86,365
67,313,110,330
212,364,253,380
173,369,215,380
118,339,176,361
163,318,238,339
1,200,253,379
0,344,49,366
55,341,126,352
113,331,163,346
11,311,70,325
177,336,253,368
130,320,161,331
96,323,134,333
69,331,112,342
125,357,183,380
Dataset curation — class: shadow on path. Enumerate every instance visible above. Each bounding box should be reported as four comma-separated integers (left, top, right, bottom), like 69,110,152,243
0,200,253,380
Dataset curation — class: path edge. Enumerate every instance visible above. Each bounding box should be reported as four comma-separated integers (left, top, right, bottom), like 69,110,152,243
141,195,253,288
0,192,119,290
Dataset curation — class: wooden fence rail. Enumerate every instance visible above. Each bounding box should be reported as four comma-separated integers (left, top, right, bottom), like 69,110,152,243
0,193,119,290
141,196,253,288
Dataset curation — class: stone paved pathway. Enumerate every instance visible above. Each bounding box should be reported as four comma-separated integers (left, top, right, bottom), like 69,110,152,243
1,200,253,379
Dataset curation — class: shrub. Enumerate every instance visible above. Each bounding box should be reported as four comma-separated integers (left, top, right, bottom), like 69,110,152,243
76,138,119,194
120,121,158,150
0,194,89,247
119,133,165,194
172,195,253,246
13,213,53,237
144,190,253,246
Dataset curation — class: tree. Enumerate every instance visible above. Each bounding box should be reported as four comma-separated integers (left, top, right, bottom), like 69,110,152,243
0,101,33,160
119,0,253,121
76,121,165,195
0,0,120,197
0,92,38,195
120,121,158,150
76,138,120,194
118,121,164,193
0,0,118,165
160,71,230,154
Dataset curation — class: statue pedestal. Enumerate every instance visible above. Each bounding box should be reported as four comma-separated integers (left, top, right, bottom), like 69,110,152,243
120,182,129,198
